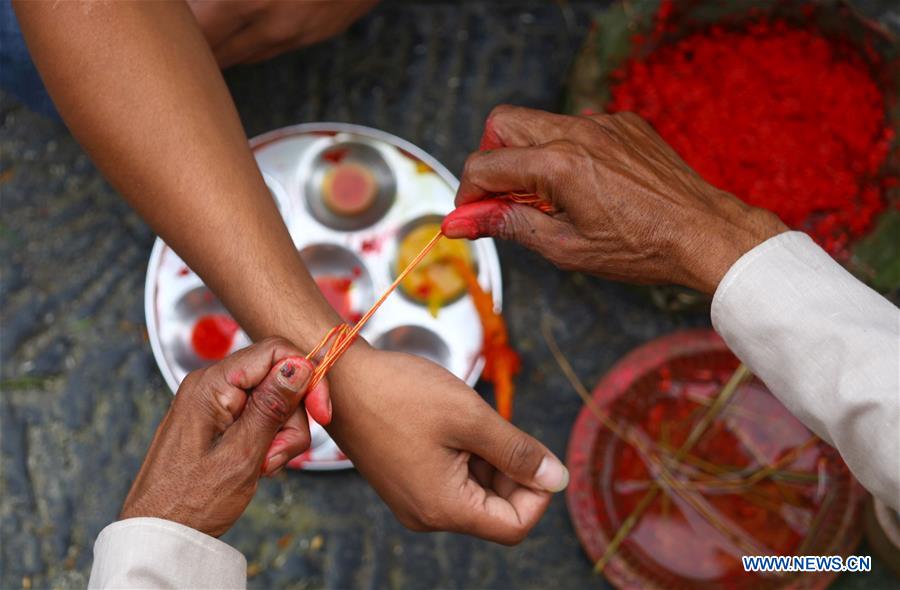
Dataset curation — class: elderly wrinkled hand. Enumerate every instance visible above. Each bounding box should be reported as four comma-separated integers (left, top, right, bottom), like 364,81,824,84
442,105,788,294
120,337,327,537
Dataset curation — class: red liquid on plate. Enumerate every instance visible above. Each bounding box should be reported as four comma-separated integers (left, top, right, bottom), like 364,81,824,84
191,314,239,360
321,147,349,164
316,276,358,323
361,236,383,253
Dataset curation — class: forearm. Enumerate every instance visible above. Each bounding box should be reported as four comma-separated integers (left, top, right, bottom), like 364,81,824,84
14,0,339,350
712,231,900,508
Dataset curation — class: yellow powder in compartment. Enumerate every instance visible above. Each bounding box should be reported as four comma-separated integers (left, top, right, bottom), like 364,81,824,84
398,222,473,315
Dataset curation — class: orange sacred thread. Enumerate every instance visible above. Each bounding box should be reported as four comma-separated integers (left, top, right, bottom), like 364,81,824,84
505,192,554,214
304,194,552,400
304,230,445,390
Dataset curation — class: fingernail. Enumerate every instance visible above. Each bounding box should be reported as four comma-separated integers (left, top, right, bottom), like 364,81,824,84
534,456,569,492
278,358,311,390
442,217,479,239
264,452,287,476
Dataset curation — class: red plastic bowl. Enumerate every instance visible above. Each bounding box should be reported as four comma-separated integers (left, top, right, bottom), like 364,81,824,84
566,330,866,590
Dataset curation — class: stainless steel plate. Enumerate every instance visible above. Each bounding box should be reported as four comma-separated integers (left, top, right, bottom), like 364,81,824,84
145,123,503,470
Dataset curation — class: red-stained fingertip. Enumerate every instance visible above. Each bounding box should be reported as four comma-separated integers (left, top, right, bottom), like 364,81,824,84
305,380,332,426
442,200,512,239
441,215,480,239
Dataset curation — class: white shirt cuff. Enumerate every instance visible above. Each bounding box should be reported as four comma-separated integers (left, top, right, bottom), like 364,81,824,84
88,517,246,589
711,230,900,509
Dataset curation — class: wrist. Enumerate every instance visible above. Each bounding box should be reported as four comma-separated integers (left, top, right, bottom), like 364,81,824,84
120,503,219,537
680,201,788,295
325,338,372,386
279,310,373,406
320,339,375,438
270,301,346,355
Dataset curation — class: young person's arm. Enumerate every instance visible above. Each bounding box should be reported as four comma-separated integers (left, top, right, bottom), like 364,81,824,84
16,0,337,350
15,1,567,543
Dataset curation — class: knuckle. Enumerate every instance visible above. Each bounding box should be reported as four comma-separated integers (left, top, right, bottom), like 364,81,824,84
541,140,567,164
502,434,539,474
501,208,530,239
487,104,528,133
249,385,291,424
488,103,515,120
544,138,572,153
542,140,580,180
545,139,577,160
461,152,480,178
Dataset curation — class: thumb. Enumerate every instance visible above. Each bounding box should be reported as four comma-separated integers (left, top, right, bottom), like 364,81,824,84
442,200,571,256
223,357,313,459
461,408,569,493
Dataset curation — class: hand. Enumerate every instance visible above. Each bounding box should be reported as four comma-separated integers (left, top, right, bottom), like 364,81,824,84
189,0,379,68
326,345,569,545
121,337,328,537
442,105,788,294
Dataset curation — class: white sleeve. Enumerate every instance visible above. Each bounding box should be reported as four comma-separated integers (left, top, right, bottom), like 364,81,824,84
88,517,246,589
711,231,900,510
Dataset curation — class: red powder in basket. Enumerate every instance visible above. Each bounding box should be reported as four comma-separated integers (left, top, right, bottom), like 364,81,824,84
192,314,239,360
608,18,894,256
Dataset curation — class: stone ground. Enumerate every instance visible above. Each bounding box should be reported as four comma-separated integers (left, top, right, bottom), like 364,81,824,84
2,1,899,589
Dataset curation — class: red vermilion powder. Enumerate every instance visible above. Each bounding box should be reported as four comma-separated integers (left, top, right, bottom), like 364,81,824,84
609,19,894,256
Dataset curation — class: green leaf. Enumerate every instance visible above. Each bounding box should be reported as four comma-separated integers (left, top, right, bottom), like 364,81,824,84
850,209,900,293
